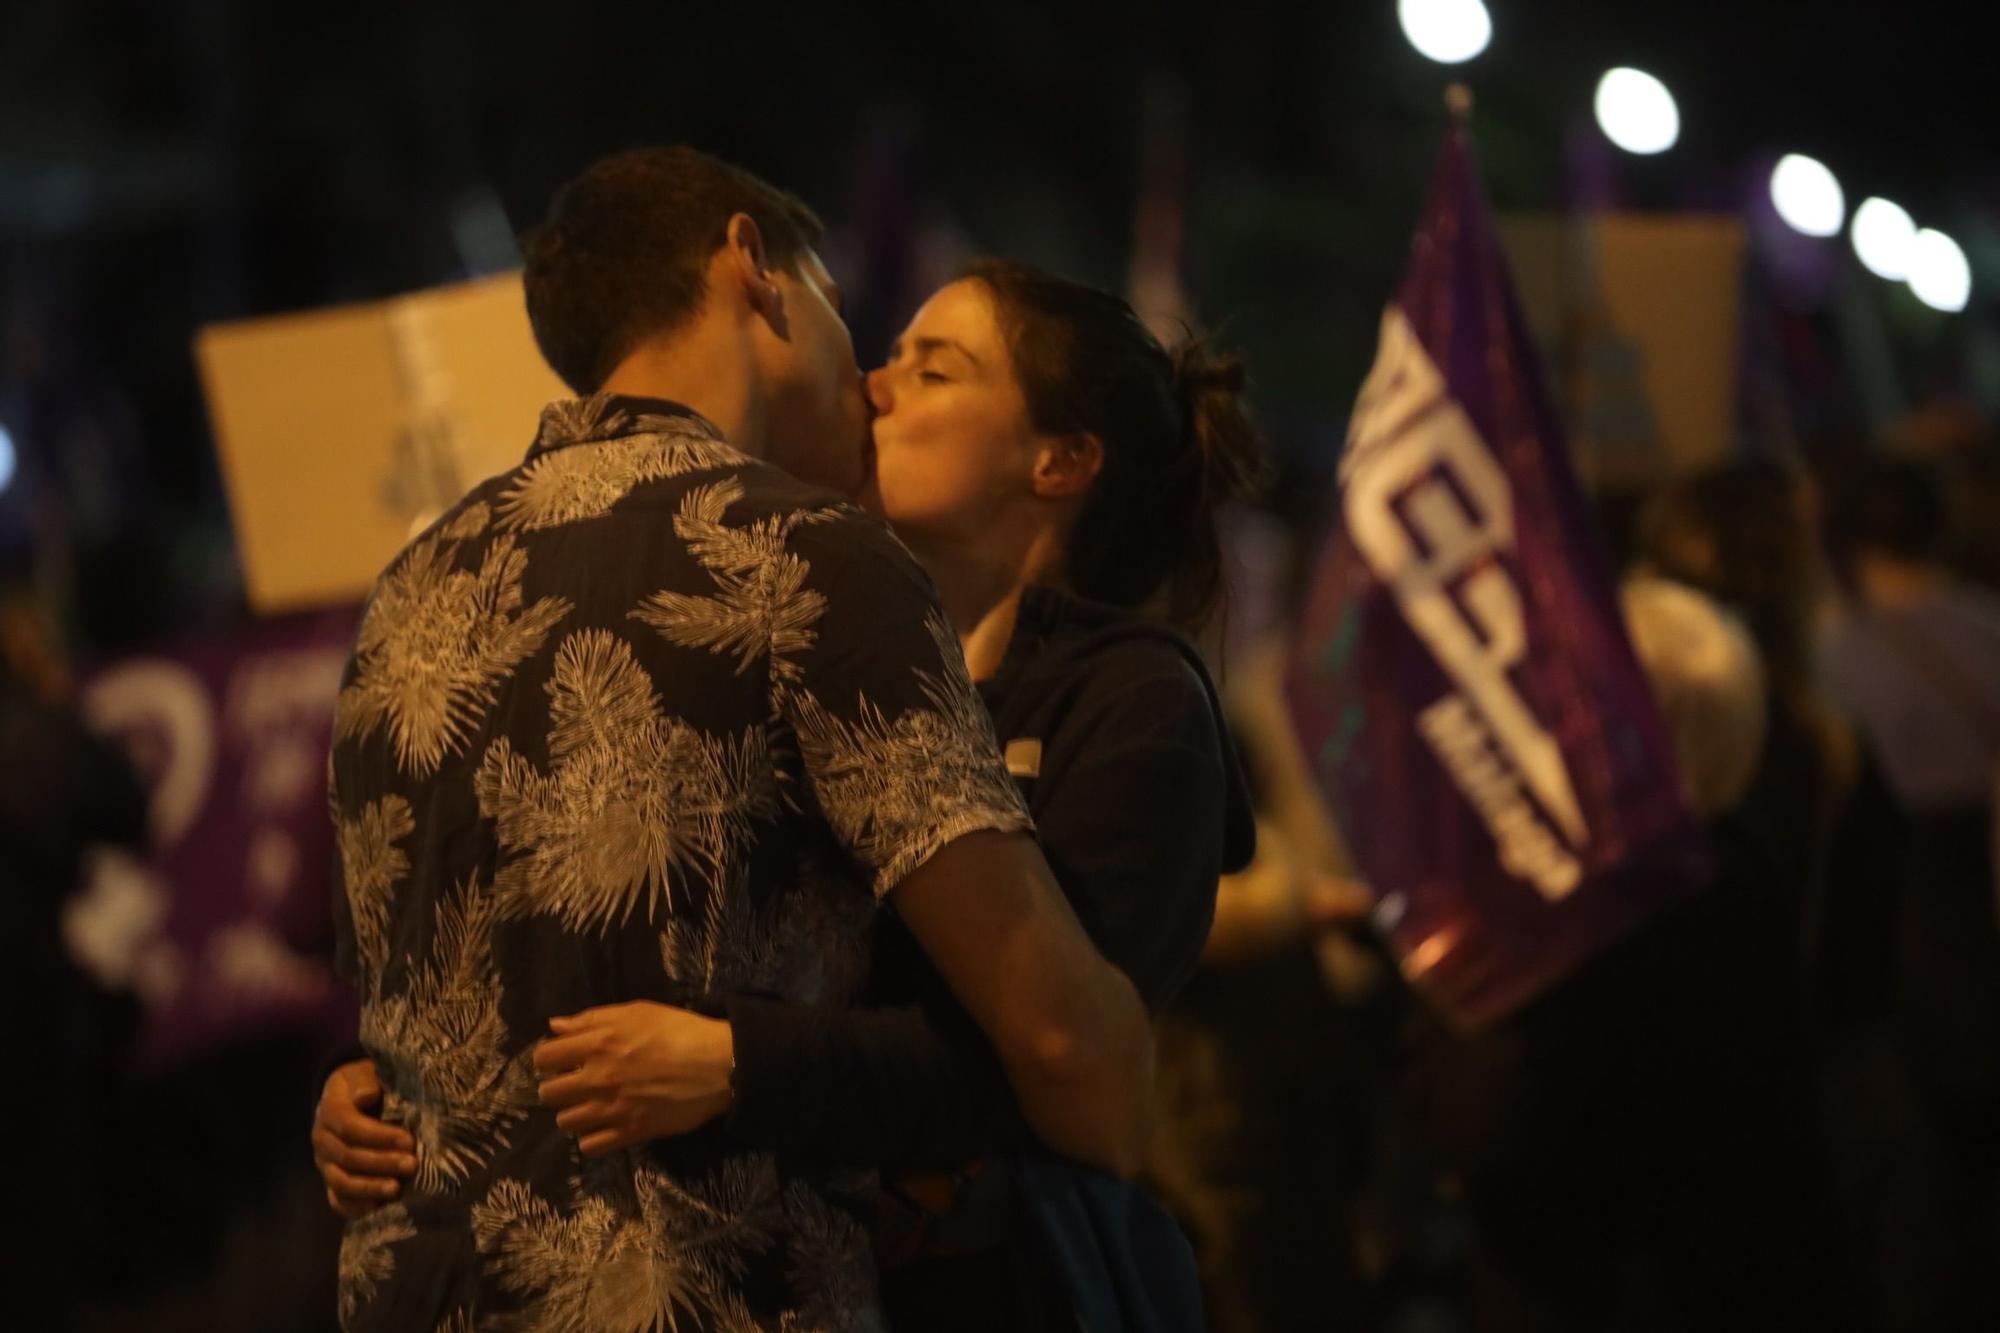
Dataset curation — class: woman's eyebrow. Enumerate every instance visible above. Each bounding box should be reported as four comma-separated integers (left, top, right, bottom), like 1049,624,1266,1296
888,335,981,367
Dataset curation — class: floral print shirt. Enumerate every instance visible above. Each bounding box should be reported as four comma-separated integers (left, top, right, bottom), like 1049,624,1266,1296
328,394,1031,1332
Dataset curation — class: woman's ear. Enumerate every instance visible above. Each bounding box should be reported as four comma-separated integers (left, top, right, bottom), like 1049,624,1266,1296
1032,432,1103,500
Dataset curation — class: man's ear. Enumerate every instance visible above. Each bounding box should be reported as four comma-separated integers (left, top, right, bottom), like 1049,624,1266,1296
1032,432,1104,500
721,212,786,331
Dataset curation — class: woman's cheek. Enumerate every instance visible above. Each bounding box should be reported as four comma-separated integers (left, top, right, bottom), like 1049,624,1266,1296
879,455,972,533
868,446,930,526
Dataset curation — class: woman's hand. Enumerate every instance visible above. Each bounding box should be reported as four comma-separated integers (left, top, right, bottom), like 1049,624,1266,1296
312,1058,417,1219
535,1002,736,1157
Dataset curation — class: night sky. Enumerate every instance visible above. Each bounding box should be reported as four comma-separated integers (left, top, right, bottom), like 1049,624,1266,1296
2,1,1991,644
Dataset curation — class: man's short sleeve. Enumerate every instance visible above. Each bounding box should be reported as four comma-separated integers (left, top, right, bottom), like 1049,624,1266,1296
777,509,1031,896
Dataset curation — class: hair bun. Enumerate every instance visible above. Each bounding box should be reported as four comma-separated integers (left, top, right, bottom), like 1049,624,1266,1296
1170,339,1247,397
1168,335,1266,507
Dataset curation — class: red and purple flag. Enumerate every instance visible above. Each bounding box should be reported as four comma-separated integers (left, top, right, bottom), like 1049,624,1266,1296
1286,115,1706,1028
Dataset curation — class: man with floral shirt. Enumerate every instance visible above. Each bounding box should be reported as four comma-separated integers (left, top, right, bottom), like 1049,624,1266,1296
318,147,1151,1332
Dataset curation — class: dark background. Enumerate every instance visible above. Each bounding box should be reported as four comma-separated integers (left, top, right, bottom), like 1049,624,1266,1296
2,0,1994,654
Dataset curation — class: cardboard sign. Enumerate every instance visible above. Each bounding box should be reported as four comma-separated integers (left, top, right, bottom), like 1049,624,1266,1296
196,273,568,612
1500,215,1745,492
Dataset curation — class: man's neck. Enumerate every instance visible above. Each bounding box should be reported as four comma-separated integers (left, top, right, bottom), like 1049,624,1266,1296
597,322,769,456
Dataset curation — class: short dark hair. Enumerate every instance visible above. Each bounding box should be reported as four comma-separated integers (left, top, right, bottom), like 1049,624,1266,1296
523,147,824,393
962,260,1268,630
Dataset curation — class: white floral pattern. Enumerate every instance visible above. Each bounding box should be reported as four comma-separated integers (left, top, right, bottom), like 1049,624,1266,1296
475,630,780,936
338,795,414,980
786,611,1031,894
533,395,635,449
339,1202,416,1327
361,879,531,1195
497,431,746,534
472,1159,793,1332
336,503,572,777
631,478,842,684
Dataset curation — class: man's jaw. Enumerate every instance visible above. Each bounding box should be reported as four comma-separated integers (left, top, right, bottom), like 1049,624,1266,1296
851,437,881,509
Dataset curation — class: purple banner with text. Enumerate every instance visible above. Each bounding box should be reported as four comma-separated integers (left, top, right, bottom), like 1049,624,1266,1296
1286,120,1707,1028
69,609,362,1070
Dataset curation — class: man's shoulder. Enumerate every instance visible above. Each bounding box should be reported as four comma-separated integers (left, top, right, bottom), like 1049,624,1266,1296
712,457,862,521
578,443,867,532
365,474,519,584
717,469,928,576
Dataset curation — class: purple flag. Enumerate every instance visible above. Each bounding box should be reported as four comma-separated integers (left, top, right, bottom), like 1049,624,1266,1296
67,609,362,1071
1286,118,1707,1028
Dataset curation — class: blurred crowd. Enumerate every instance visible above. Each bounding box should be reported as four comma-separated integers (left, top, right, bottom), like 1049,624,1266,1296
1152,418,2000,1332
